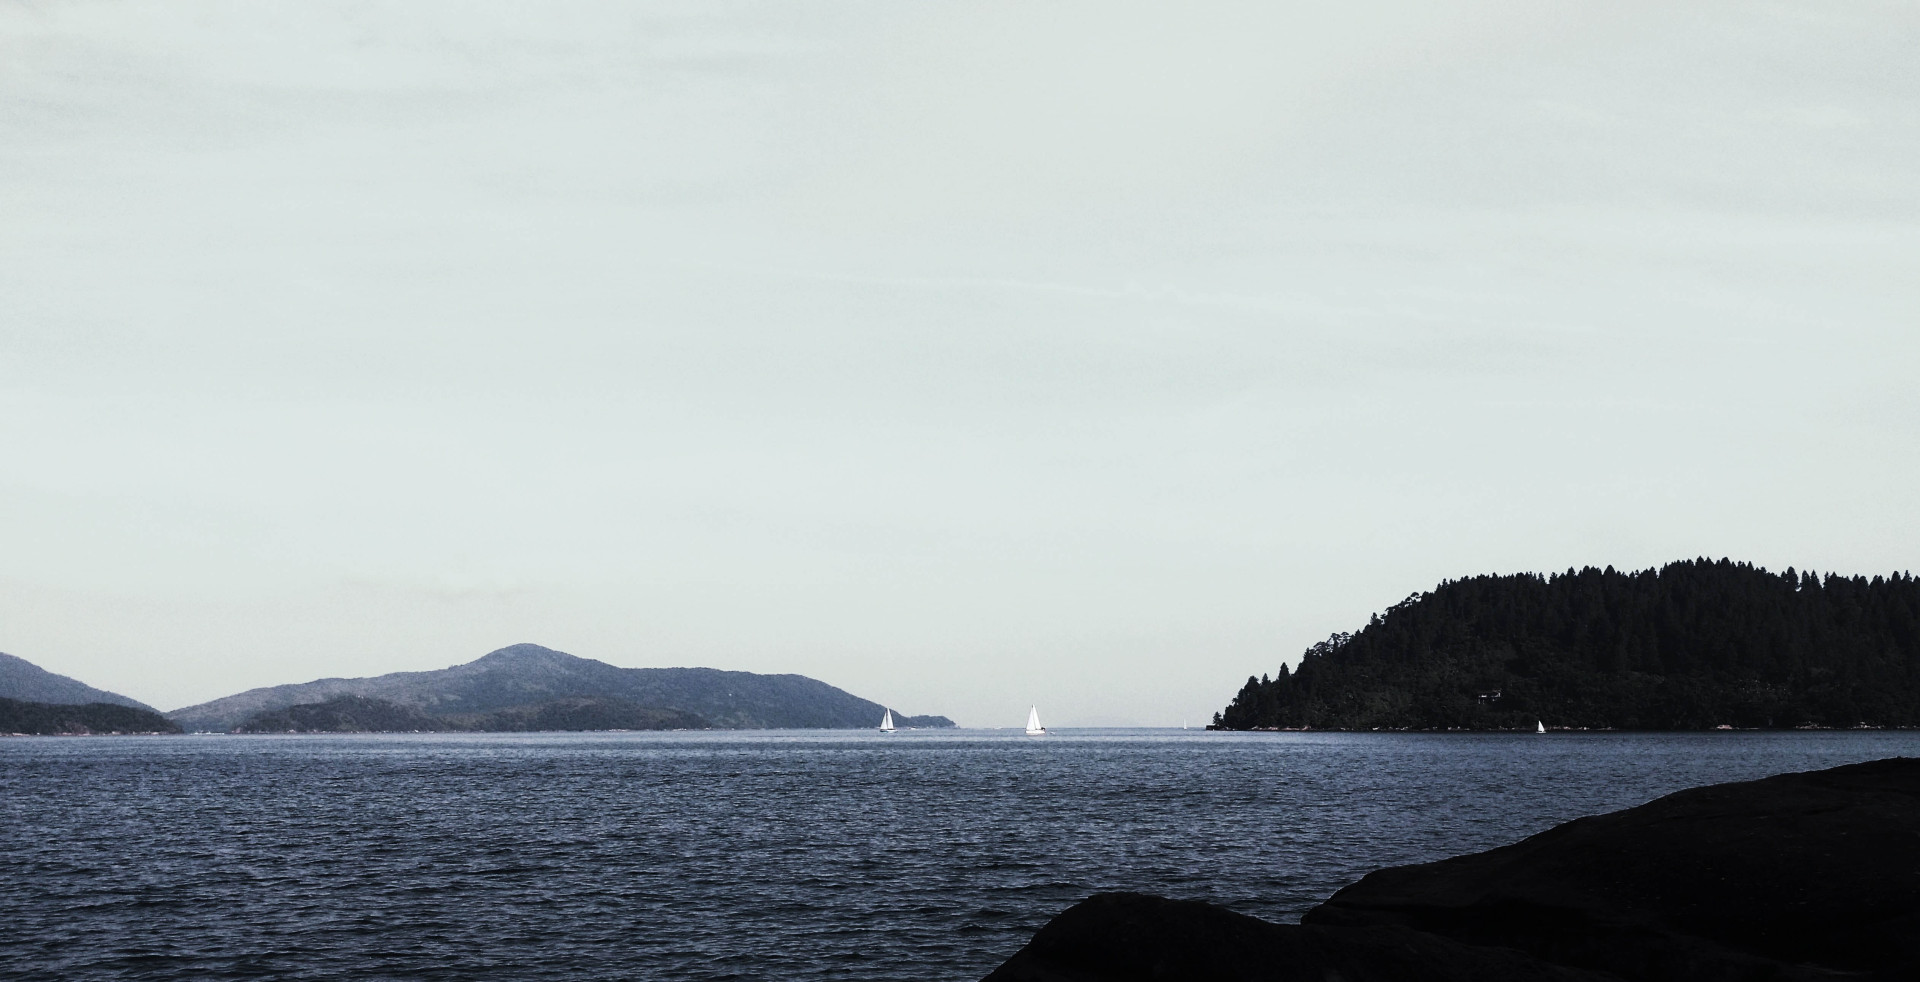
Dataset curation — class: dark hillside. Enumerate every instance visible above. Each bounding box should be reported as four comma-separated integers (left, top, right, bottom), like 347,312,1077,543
0,697,181,735
233,695,455,733
440,697,710,732
1215,559,1920,730
232,694,712,733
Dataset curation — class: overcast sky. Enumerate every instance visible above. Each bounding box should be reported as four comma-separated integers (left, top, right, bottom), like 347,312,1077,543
2,1,1916,725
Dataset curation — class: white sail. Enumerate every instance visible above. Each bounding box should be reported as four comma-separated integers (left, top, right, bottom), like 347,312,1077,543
1536,720,1546,733
879,709,895,731
1025,706,1045,735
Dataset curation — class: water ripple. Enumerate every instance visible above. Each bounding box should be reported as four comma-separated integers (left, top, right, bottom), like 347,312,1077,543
4,728,1916,981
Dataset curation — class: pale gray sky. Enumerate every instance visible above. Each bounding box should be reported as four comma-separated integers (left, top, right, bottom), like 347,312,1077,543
2,1,1916,725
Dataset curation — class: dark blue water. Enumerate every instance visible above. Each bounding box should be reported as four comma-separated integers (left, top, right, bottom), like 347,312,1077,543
4,729,1916,981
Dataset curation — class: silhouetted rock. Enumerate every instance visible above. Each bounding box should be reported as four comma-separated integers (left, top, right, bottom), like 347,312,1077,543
984,758,1920,982
981,893,1609,982
1216,560,1920,731
1309,756,1920,980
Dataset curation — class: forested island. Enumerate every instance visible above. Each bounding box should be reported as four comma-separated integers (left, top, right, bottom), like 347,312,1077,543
1215,559,1920,731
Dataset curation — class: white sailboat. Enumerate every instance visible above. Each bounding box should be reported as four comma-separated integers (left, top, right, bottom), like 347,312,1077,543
879,708,895,732
1025,706,1046,736
1536,720,1546,734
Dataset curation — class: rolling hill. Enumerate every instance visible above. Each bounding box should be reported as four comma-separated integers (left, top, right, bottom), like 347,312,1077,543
0,652,158,712
170,643,955,732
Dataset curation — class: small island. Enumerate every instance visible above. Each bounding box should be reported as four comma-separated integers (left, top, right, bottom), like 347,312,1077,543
1214,559,1920,731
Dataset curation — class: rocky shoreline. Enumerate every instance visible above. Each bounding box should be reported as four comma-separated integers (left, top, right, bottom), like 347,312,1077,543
983,757,1920,981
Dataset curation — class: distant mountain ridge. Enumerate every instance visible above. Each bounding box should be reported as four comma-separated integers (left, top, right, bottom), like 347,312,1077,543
0,652,156,712
170,643,955,732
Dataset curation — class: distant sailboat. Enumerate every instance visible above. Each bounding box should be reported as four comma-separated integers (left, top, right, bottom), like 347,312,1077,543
879,709,895,732
1536,720,1546,734
1025,706,1046,736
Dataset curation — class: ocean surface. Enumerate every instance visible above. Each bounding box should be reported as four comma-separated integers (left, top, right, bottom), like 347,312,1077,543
5,729,1917,981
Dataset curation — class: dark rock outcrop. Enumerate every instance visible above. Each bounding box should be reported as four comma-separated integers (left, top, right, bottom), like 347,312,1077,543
981,893,1611,982
984,757,1920,982
1309,756,1920,980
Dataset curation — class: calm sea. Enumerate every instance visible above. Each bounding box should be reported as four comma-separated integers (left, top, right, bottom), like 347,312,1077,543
4,729,1916,981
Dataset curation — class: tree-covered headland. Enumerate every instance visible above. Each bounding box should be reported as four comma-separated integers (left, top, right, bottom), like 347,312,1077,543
1214,559,1920,730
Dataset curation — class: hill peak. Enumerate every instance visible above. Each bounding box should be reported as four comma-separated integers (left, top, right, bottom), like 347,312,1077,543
471,643,580,665
166,643,957,731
